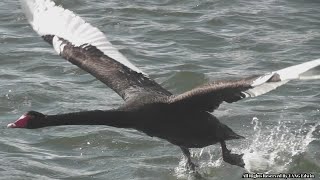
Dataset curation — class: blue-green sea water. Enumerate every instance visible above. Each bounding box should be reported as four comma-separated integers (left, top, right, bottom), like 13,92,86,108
0,0,319,179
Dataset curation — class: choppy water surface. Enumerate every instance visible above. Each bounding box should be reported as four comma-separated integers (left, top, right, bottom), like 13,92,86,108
1,0,320,179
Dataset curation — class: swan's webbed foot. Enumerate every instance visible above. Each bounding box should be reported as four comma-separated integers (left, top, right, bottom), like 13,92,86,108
180,146,198,172
220,140,245,168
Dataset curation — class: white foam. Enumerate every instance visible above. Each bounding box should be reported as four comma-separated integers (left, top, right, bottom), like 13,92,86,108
242,117,319,173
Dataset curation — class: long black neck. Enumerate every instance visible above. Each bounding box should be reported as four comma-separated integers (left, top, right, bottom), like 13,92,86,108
35,110,134,128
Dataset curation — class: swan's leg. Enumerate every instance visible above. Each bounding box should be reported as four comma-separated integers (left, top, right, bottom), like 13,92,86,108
220,140,245,168
180,146,197,171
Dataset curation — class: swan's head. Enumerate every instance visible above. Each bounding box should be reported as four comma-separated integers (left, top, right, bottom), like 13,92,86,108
7,111,45,129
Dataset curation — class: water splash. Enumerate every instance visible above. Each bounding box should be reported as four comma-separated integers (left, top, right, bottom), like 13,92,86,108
174,117,318,178
174,158,190,179
174,146,222,178
5,89,12,100
242,117,318,173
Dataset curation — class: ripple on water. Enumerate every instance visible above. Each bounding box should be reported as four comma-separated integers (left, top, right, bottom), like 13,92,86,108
1,0,320,179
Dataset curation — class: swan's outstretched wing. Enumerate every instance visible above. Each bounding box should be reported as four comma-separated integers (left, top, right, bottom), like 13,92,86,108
169,59,320,112
20,0,171,101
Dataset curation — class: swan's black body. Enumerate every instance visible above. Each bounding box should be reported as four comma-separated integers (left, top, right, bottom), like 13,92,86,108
19,92,247,169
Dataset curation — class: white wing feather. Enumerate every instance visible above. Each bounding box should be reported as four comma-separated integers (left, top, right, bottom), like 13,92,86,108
244,58,320,97
20,0,144,74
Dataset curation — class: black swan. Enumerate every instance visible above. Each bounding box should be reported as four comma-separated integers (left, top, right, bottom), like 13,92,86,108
8,0,320,171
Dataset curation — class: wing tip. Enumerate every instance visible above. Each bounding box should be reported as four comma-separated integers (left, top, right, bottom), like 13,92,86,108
276,59,320,81
21,0,145,75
